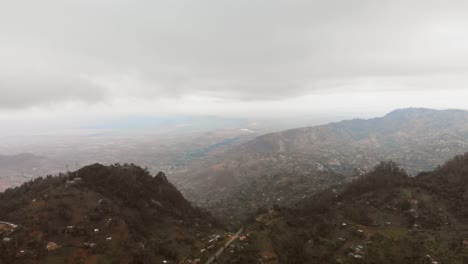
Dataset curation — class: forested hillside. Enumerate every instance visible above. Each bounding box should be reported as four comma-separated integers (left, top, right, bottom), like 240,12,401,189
223,155,468,263
0,164,224,264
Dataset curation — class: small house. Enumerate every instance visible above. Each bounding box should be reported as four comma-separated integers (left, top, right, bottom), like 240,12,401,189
47,242,61,251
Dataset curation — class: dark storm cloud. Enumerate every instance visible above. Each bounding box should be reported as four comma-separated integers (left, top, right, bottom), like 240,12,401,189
1,0,468,108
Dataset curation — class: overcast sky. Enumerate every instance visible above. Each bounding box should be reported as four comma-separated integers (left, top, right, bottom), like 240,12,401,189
1,0,468,126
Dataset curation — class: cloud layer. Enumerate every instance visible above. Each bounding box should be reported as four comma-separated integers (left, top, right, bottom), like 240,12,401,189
1,0,468,110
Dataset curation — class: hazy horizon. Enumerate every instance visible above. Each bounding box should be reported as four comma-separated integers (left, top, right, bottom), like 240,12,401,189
2,2,468,262
2,0,468,136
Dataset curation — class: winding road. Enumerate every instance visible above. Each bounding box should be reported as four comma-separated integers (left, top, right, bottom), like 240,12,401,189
204,226,244,264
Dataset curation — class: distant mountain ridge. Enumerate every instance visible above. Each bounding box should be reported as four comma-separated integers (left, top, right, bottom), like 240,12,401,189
237,108,468,173
174,108,468,209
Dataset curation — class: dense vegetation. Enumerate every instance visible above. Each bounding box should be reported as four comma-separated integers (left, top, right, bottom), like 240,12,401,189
234,157,468,264
1,153,468,263
0,164,220,264
417,153,468,220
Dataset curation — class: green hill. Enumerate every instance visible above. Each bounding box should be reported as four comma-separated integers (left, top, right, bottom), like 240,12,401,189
0,164,223,264
223,154,468,264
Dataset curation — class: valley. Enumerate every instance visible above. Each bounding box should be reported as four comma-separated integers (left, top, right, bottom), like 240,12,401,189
1,108,468,263
3,1,468,262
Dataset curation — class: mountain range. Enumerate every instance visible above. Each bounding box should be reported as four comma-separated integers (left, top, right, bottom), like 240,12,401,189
2,153,467,263
173,108,468,219
2,108,468,263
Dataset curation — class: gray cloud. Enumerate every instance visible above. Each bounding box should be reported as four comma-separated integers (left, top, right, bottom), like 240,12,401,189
1,0,468,109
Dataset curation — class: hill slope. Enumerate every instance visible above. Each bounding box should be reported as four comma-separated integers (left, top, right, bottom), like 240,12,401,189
240,108,468,173
225,154,468,264
174,108,468,207
0,164,226,264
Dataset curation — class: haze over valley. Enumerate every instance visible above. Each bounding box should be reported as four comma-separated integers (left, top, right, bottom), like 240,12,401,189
1,0,468,263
